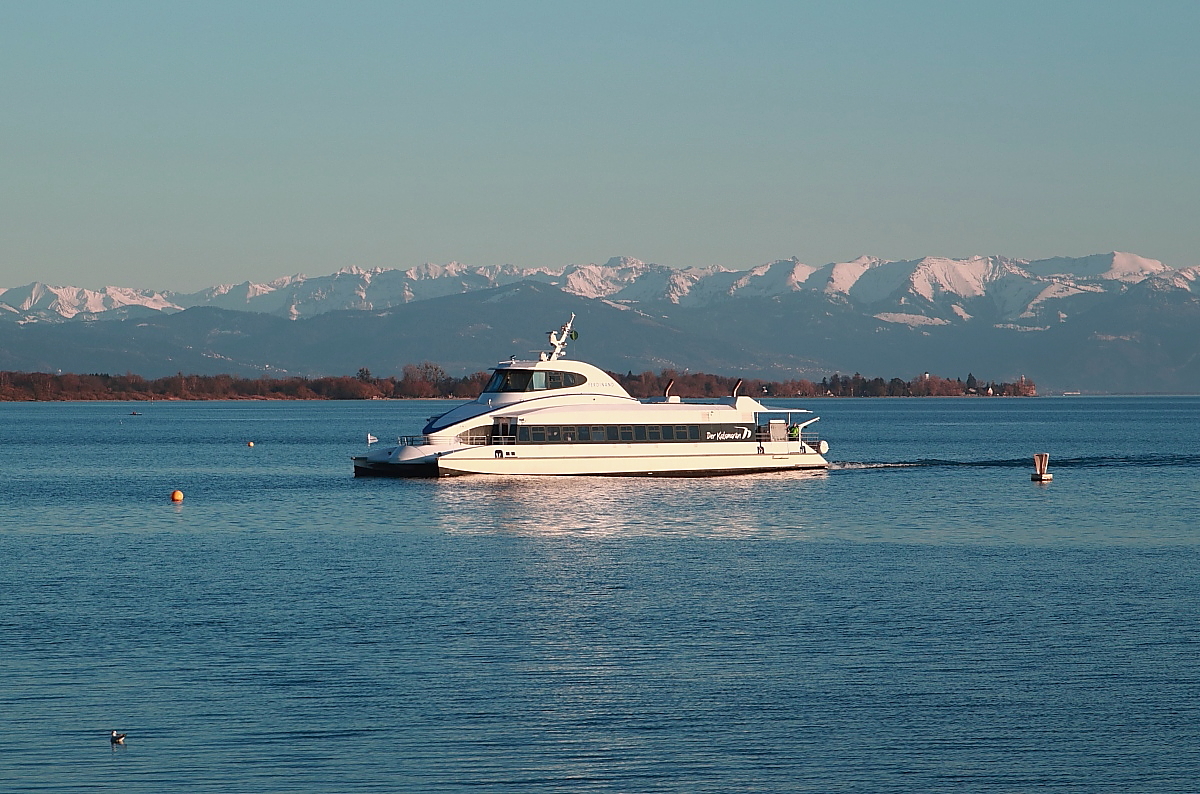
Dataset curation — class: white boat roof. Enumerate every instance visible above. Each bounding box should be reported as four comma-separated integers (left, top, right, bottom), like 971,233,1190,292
423,315,818,435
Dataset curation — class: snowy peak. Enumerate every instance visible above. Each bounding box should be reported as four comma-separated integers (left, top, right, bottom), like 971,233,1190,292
726,258,818,297
0,282,180,321
3,251,1194,325
1024,252,1168,282
1138,265,1200,294
815,256,888,298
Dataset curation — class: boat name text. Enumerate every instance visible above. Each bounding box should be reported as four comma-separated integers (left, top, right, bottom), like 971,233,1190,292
707,427,753,441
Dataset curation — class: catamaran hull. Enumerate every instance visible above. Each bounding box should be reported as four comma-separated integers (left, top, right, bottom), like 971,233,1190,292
353,442,828,478
351,457,440,478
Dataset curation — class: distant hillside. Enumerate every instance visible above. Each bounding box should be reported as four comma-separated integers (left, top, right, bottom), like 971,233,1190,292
2,252,1199,392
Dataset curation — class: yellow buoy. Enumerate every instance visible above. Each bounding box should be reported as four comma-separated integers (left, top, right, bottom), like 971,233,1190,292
170,490,184,502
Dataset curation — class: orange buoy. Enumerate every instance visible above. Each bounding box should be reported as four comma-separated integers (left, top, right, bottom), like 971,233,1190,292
170,490,184,502
247,441,255,447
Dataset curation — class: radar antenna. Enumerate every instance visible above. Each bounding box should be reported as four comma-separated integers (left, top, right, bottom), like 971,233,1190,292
542,314,578,361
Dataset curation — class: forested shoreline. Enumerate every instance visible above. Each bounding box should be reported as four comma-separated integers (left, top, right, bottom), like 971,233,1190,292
0,365,1036,401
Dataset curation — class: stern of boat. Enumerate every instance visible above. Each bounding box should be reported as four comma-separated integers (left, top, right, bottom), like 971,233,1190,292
352,438,455,478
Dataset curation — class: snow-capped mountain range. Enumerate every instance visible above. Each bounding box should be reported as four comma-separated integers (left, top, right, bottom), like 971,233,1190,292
4,251,1200,392
2,251,1192,327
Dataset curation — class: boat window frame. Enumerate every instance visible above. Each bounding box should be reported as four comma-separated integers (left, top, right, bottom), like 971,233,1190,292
506,422,763,445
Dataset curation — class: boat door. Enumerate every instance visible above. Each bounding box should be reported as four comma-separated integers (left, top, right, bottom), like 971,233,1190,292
769,419,788,442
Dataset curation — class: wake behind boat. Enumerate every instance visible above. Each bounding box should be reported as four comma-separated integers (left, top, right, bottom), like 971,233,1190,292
352,316,830,477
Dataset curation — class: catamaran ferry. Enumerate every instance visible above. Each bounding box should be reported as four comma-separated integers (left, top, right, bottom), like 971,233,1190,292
352,316,830,477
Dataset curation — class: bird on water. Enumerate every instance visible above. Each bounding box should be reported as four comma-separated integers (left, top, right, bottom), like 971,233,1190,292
110,731,126,745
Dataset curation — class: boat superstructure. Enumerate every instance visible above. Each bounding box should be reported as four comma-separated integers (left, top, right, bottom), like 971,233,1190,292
352,315,830,477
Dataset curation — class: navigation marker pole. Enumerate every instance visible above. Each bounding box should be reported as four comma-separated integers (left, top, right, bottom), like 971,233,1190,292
1032,452,1053,482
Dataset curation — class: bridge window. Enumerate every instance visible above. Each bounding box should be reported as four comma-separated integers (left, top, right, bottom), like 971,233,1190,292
483,369,589,393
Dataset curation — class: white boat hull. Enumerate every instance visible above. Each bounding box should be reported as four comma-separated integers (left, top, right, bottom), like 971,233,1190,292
354,440,828,477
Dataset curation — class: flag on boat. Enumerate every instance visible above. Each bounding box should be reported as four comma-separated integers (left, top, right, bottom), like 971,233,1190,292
367,433,378,445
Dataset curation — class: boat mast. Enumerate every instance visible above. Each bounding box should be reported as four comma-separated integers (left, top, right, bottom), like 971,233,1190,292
542,314,577,361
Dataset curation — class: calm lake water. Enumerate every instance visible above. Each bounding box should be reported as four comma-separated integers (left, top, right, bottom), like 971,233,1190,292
2,397,1199,792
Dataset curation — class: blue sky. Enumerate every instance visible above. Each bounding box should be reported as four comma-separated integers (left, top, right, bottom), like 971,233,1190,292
3,1,1199,291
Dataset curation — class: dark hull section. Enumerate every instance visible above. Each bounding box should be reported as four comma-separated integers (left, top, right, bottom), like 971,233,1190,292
352,458,441,478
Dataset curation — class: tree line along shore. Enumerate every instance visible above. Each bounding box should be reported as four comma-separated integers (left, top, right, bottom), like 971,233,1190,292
0,365,1036,402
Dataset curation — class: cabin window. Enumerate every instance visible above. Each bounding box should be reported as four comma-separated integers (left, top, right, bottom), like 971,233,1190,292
460,425,491,444
485,368,588,393
485,369,590,393
484,370,533,393
508,422,736,444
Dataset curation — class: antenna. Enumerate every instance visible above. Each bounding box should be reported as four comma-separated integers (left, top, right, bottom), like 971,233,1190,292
544,314,577,361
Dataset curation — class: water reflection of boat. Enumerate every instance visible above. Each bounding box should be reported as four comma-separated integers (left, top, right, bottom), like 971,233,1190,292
353,315,830,478
430,470,830,537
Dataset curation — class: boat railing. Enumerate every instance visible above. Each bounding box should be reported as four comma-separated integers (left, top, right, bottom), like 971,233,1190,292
753,427,823,445
397,433,501,447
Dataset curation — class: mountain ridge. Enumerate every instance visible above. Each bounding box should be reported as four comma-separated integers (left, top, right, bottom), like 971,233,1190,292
3,252,1199,393
2,251,1183,325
